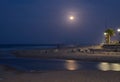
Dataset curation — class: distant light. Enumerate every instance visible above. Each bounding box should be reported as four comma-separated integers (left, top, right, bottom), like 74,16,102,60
69,16,74,20
117,28,120,32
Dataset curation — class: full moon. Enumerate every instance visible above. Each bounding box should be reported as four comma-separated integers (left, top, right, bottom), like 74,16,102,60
69,16,74,20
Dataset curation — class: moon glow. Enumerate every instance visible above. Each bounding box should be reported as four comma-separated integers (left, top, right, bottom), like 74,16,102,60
69,16,74,20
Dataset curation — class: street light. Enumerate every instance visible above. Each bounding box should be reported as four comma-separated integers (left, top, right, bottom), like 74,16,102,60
104,32,107,44
117,28,120,33
117,28,120,44
104,32,107,36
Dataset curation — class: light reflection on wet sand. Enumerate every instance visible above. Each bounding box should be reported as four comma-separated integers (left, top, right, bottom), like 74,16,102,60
98,62,120,71
65,60,120,71
65,60,79,71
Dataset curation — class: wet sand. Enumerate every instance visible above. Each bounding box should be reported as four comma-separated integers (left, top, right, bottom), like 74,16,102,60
1,70,120,82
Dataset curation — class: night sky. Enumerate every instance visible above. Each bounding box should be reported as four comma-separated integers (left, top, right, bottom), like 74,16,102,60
0,0,120,44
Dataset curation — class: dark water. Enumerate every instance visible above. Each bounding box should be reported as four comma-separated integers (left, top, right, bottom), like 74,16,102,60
0,58,97,71
0,44,57,50
0,45,120,71
0,43,97,50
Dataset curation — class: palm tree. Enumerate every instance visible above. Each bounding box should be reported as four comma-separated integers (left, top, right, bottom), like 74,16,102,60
105,28,115,44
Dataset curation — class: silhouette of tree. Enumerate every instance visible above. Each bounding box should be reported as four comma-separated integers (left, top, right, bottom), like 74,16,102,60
105,28,115,44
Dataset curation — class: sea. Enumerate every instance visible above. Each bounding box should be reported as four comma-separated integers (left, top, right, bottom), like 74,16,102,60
0,44,120,72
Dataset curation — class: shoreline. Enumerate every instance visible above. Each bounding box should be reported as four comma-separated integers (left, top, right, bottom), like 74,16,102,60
11,47,120,63
9,55,120,63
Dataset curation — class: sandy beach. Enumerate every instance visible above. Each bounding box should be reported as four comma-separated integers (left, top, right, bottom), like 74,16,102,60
0,68,120,82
